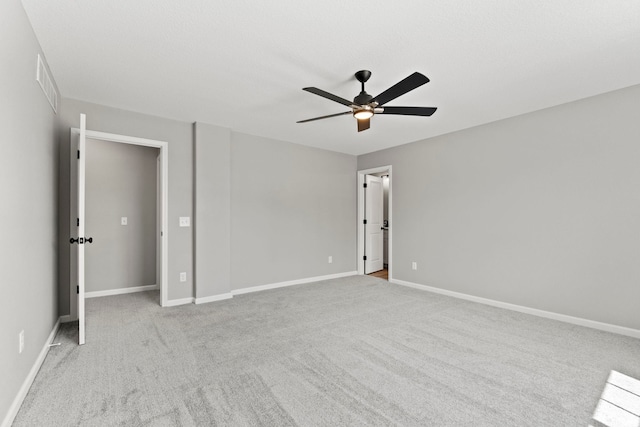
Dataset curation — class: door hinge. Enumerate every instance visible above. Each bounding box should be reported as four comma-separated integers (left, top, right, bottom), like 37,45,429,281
76,286,79,294
363,256,367,261
363,219,367,225
77,150,80,159
77,218,79,227
363,183,367,188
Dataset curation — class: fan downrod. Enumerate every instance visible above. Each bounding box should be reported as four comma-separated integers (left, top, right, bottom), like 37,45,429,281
354,70,373,105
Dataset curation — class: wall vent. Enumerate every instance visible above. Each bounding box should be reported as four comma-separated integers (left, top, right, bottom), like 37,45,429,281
36,54,58,113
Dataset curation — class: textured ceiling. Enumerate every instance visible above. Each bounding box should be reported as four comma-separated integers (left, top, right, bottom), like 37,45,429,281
20,0,640,155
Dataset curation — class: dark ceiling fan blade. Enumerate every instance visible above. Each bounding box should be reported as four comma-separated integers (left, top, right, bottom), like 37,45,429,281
372,72,430,106
297,111,352,123
303,87,355,107
357,118,370,132
379,106,437,116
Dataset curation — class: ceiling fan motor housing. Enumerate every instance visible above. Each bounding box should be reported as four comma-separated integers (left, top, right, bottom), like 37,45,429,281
354,91,373,105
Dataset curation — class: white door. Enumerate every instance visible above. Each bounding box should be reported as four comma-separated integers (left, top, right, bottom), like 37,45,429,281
74,114,87,345
365,175,384,273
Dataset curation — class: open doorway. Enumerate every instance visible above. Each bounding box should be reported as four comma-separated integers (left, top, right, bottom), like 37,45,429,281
357,166,392,281
84,138,159,297
69,124,168,344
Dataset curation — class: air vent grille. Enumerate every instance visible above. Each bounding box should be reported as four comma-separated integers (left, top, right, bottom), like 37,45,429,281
36,54,58,113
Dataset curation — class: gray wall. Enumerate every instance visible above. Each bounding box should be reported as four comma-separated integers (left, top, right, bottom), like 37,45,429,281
85,138,158,292
358,84,640,330
58,101,358,307
58,98,193,309
0,0,59,421
194,123,232,298
230,132,357,290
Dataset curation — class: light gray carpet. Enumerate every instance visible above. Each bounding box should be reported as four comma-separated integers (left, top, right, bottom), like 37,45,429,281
13,275,640,426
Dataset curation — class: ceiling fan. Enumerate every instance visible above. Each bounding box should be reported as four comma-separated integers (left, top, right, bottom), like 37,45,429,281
297,70,437,132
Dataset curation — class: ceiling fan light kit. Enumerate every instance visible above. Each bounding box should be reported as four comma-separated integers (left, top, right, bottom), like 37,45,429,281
353,108,374,120
298,70,437,132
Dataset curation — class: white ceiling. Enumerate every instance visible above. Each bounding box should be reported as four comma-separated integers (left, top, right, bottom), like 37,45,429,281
21,0,640,155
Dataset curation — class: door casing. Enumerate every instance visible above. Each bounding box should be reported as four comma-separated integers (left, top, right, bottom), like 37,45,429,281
364,175,384,273
69,127,170,324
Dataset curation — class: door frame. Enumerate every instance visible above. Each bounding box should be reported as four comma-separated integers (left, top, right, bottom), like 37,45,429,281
357,165,392,280
69,128,169,315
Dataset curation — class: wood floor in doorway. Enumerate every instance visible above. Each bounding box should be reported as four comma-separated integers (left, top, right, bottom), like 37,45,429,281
368,268,388,280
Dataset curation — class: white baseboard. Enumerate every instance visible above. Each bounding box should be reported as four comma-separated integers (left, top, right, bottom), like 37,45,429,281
162,271,359,307
231,271,358,296
85,284,158,299
163,297,194,307
168,271,359,306
194,293,233,305
2,318,61,427
391,278,640,339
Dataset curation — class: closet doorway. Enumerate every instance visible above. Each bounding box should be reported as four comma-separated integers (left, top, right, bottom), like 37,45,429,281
69,115,168,344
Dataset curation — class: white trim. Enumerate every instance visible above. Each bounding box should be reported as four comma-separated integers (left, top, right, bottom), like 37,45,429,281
77,114,86,345
2,318,61,427
163,297,195,307
132,272,360,307
69,127,169,310
357,166,392,280
159,146,169,308
194,293,233,304
79,129,166,149
391,278,640,339
59,314,73,323
232,271,358,296
85,284,159,299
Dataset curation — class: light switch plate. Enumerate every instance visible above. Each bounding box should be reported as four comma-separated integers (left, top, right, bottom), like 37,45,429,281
179,217,190,227
121,217,128,225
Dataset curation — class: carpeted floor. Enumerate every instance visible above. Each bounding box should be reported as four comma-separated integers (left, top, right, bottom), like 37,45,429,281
13,275,640,426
